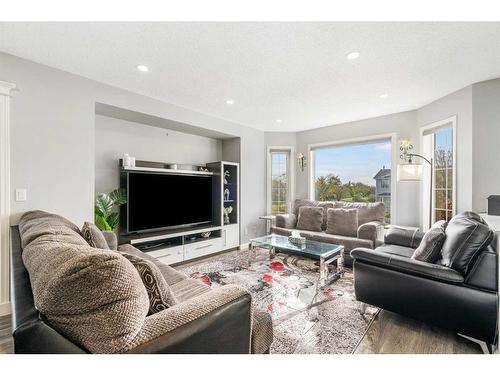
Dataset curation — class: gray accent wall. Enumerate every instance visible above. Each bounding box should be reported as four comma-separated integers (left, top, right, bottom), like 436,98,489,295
94,114,223,196
471,78,500,212
2,52,266,242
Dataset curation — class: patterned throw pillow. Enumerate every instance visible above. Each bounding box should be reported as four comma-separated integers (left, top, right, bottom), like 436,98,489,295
81,222,110,249
411,220,447,263
296,206,324,232
120,252,178,315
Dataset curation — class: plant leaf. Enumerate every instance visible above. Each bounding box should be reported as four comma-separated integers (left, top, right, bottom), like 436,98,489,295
95,212,111,231
107,212,119,231
109,188,127,206
95,193,114,216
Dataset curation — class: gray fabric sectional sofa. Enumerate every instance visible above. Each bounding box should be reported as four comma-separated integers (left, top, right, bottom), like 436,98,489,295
272,199,385,265
10,210,273,354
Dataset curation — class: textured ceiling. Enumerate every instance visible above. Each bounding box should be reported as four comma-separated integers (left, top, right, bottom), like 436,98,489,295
1,22,500,131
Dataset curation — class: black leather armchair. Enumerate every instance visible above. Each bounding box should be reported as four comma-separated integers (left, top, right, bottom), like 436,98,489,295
351,219,498,346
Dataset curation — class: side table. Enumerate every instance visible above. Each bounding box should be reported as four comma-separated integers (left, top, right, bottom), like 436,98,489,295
259,215,276,234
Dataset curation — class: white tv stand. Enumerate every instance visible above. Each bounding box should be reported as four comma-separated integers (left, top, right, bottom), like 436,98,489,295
119,160,240,265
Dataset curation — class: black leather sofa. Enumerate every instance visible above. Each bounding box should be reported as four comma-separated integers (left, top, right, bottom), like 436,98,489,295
351,212,498,346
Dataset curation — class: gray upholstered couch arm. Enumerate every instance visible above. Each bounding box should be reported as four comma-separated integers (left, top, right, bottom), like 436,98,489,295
124,285,253,353
384,226,424,249
357,221,384,246
101,231,117,250
351,248,464,284
274,214,297,229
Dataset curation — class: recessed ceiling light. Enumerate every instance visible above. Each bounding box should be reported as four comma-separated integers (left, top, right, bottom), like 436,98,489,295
346,51,360,60
136,65,149,72
380,93,389,99
226,99,234,105
276,119,282,123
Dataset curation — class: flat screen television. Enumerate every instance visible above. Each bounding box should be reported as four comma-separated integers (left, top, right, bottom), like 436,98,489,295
124,172,213,233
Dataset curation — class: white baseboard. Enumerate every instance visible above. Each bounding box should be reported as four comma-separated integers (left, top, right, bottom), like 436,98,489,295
0,301,11,316
239,242,249,250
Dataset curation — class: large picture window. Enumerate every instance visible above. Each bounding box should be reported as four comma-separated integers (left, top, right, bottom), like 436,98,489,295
312,139,392,223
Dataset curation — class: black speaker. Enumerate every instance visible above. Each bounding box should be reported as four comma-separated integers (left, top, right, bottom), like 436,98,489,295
487,195,500,216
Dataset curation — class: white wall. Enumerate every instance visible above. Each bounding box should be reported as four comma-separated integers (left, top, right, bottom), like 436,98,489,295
95,115,222,195
472,78,500,212
294,111,420,226
221,138,241,164
2,53,96,225
2,52,266,242
417,85,473,215
265,132,297,150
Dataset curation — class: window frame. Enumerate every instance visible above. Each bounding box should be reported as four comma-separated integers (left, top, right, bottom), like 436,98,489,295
307,133,398,224
266,146,295,215
420,116,457,230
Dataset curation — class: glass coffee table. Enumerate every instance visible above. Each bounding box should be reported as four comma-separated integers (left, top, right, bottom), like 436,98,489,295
248,234,344,286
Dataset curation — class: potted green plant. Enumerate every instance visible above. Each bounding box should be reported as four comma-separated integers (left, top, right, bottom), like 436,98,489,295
94,188,127,231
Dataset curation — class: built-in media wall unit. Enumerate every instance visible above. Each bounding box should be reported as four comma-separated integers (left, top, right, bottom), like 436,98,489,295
119,159,240,265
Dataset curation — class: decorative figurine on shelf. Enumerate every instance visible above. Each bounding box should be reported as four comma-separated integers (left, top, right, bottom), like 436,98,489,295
224,188,230,201
224,170,230,184
224,206,233,225
198,166,209,172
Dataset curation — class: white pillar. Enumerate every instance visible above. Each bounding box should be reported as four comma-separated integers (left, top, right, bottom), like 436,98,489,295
0,81,16,316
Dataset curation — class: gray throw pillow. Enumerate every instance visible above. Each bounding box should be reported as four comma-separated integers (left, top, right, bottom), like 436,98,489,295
296,206,324,232
121,252,178,315
411,220,447,263
82,222,110,249
326,208,358,237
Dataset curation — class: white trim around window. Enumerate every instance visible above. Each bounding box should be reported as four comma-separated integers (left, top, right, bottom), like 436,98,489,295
307,132,398,224
420,115,457,230
266,146,295,215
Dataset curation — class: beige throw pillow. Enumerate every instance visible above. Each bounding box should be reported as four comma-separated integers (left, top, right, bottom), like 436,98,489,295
296,206,324,232
326,208,359,237
82,222,110,249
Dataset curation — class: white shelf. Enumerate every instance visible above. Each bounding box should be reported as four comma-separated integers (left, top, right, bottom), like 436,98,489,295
123,165,214,176
130,225,222,244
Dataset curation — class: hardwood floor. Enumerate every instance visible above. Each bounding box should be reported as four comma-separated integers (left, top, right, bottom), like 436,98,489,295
354,309,483,354
0,309,484,354
0,314,13,354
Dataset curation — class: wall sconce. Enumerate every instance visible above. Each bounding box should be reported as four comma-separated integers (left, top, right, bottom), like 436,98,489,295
297,152,306,171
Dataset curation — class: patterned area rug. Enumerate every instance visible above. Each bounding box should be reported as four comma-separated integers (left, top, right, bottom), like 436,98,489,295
178,247,378,354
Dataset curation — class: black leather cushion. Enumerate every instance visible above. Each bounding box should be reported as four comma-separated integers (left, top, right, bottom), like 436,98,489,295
412,220,447,263
384,226,424,249
351,248,464,283
377,244,415,258
440,212,494,275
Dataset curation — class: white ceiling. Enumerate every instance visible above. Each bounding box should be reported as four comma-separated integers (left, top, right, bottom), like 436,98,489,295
1,22,500,132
